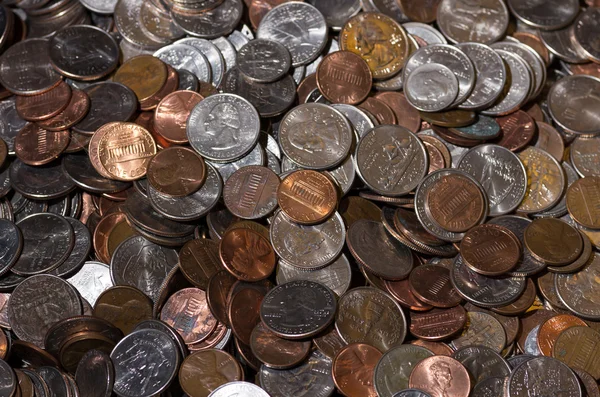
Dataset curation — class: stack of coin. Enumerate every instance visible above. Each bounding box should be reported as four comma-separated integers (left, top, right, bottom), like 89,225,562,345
0,0,597,396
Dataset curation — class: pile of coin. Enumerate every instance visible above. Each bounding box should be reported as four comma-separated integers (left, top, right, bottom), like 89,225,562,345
0,0,597,396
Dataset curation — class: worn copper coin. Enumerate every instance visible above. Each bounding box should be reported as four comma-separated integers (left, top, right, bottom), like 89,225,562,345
15,124,70,166
490,277,537,316
93,286,153,335
524,218,582,266
228,286,265,346
409,265,462,308
206,270,236,326
223,165,280,220
410,305,467,341
359,97,396,125
495,111,537,152
15,81,72,122
160,287,217,344
179,349,243,397
374,91,421,133
420,110,476,128
460,224,521,276
316,51,372,105
153,90,203,145
147,146,206,197
219,227,275,282
566,176,600,230
538,314,588,357
409,355,470,397
384,278,433,312
139,65,180,111
179,239,222,290
74,349,114,397
37,90,91,132
113,55,168,102
553,326,600,380
332,343,382,397
250,322,311,369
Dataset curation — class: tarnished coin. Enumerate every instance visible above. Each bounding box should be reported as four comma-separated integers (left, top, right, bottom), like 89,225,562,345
374,345,434,397
187,93,260,162
333,343,382,397
534,122,565,162
555,252,600,320
336,287,406,352
257,2,328,66
147,146,206,197
224,165,277,217
507,0,579,30
408,356,471,397
517,147,566,214
567,177,600,229
524,218,582,266
113,55,167,102
409,265,462,308
451,311,506,353
0,219,22,276
178,239,222,290
452,345,510,385
160,288,217,344
316,51,372,105
405,63,459,112
509,357,582,396
250,321,311,369
340,12,409,80
410,306,467,341
437,0,509,44
179,349,243,397
219,227,275,282
548,75,600,136
460,224,521,276
75,349,114,397
94,286,153,335
277,170,337,225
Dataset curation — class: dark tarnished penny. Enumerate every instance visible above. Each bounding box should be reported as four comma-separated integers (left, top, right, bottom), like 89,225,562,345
566,176,600,230
147,146,206,197
410,305,467,341
491,277,537,316
37,90,91,132
160,287,217,344
359,97,397,125
15,124,70,166
228,286,265,346
207,270,236,326
15,81,71,122
74,349,114,397
179,239,222,290
460,224,521,276
338,196,381,228
524,218,583,266
223,165,280,220
59,331,116,374
93,286,153,335
250,322,311,369
219,227,275,282
178,349,243,397
494,110,536,152
385,278,433,312
409,265,462,308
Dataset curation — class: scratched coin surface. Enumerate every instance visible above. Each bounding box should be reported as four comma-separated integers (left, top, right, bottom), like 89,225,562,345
374,345,434,397
517,147,566,214
506,357,581,397
316,50,372,105
160,287,217,344
507,0,579,30
332,343,382,397
437,0,509,44
147,146,206,197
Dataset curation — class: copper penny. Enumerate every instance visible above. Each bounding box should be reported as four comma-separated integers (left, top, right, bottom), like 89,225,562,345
14,124,70,166
400,0,441,23
96,122,157,181
223,165,280,220
553,326,600,380
494,110,536,152
188,321,229,351
566,176,600,230
59,331,116,373
113,55,167,102
228,286,265,346
15,370,34,397
277,170,338,225
513,32,551,66
250,322,311,369
394,207,446,248
139,65,179,111
523,102,545,123
207,270,237,326
524,218,583,266
569,62,600,79
423,140,446,173
410,305,467,341
15,81,72,121
332,343,382,397
517,309,556,352
160,287,217,344
225,221,270,242
408,355,471,397
408,265,463,308
425,172,486,233
88,123,114,179
154,90,203,145
92,212,134,264
147,146,206,197
359,97,396,125
219,228,275,282
297,73,317,105
316,51,372,105
419,110,476,128
0,330,6,360
410,339,453,356
179,239,222,290
537,314,588,357
384,278,433,312
534,121,565,161
36,90,90,132
375,92,421,133
491,277,537,316
460,224,521,276
313,326,348,360
179,349,243,397
431,125,481,148
338,196,381,229
93,286,153,335
0,138,6,169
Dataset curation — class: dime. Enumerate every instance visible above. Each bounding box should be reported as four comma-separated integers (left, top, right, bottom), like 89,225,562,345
66,261,113,306
553,326,600,380
154,44,211,84
481,50,531,116
316,51,372,105
408,356,471,397
333,343,382,397
219,228,275,282
113,55,167,102
340,12,409,79
567,177,600,229
179,349,243,397
460,224,521,276
537,314,588,357
524,218,582,266
517,147,566,214
437,0,508,44
277,170,337,225
405,63,458,112
409,265,463,308
250,321,311,369
410,306,467,341
237,39,291,83
548,75,600,136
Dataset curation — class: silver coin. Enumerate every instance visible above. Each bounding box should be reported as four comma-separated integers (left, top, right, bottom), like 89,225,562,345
80,0,117,13
571,136,600,178
539,24,590,64
49,217,93,278
62,152,132,194
177,69,199,92
470,377,505,397
304,39,338,77
147,163,222,221
452,346,510,385
374,345,434,397
119,39,154,63
171,0,243,39
278,103,352,170
187,93,260,162
456,43,506,110
10,160,76,200
13,199,47,223
111,328,180,397
306,0,361,30
262,132,281,160
548,75,600,136
114,0,165,50
535,161,578,218
176,37,226,87
326,154,356,196
139,1,185,42
405,63,459,112
270,210,345,270
209,382,269,397
457,144,527,216
365,0,410,23
236,39,291,83
66,261,112,307
450,255,526,308
523,324,542,356
356,125,428,197
403,22,447,45
437,0,509,44
574,7,600,64
134,319,188,360
0,38,61,96
228,30,251,51
8,274,81,347
221,67,296,118
154,44,212,84
257,2,328,66
276,254,351,297
481,50,531,116
555,252,600,320
110,235,179,302
490,41,546,101
0,98,26,155
212,36,237,72
507,357,582,397
209,144,266,182
331,103,375,139
392,390,432,397
266,150,282,174
507,0,579,30
0,219,22,276
403,44,475,107
0,358,15,396
259,350,335,397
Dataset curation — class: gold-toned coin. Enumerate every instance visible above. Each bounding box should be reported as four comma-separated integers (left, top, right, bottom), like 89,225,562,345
517,147,566,214
566,176,600,230
339,12,409,80
113,55,167,102
524,218,583,266
553,326,600,380
419,110,477,127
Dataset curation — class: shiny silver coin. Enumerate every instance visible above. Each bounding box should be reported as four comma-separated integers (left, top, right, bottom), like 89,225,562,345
437,0,509,44
111,329,180,397
405,63,459,112
0,38,62,96
209,144,266,182
270,210,345,270
356,125,428,197
209,382,270,397
80,0,117,14
548,75,600,135
278,103,352,170
481,50,531,116
114,0,166,50
574,7,600,64
175,37,226,87
306,0,361,30
539,24,590,64
330,103,375,139
236,39,291,83
276,254,352,297
326,154,356,196
257,2,328,66
154,43,212,84
457,144,527,216
212,36,237,72
140,1,185,42
48,217,92,278
66,261,112,306
0,219,22,276
570,136,600,178
403,22,447,45
49,25,119,80
456,43,506,110
506,357,582,397
134,319,188,360
403,44,475,107
10,159,76,200
0,98,26,155
187,93,260,162
507,0,579,30
555,252,600,320
523,324,542,356
364,0,410,23
171,0,243,39
228,30,251,51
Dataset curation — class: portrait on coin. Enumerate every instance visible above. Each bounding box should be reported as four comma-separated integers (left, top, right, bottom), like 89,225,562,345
230,231,273,273
288,116,341,154
355,21,394,67
204,102,241,150
430,360,453,397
